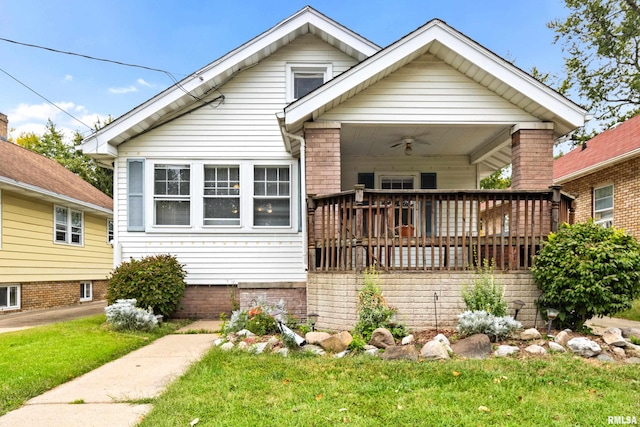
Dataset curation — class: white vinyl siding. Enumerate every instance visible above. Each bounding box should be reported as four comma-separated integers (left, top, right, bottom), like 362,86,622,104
319,53,537,124
594,184,613,228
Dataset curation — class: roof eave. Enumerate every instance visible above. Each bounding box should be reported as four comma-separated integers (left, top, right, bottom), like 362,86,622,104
555,148,640,184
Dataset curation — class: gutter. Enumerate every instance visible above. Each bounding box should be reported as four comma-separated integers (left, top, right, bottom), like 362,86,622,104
279,125,308,271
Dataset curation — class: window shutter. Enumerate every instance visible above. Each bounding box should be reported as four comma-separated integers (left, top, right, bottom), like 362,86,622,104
357,172,375,189
421,173,437,189
127,159,145,231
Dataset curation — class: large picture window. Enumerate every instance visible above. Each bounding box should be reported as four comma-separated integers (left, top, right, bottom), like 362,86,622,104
55,205,83,245
594,184,613,228
0,285,19,310
253,166,290,226
204,166,240,226
154,164,191,226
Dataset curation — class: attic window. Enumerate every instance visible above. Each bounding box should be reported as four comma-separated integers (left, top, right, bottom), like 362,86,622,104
286,63,332,102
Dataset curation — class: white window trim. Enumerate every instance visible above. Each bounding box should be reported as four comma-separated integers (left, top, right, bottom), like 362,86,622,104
378,173,419,189
0,284,20,311
80,281,93,302
54,205,84,246
594,183,614,227
144,160,298,233
285,63,333,103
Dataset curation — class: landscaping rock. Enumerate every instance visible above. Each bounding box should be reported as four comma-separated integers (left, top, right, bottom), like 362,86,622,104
401,334,415,345
567,337,602,357
237,329,255,337
305,331,331,345
612,347,626,358
548,342,566,353
220,342,234,351
420,340,450,360
380,345,419,361
524,344,546,355
364,347,381,357
450,334,492,359
433,333,451,347
621,327,640,339
363,345,379,351
520,328,542,340
213,338,225,346
333,350,350,358
302,344,326,356
603,328,627,347
624,357,640,364
624,343,640,358
494,345,520,357
597,353,615,363
275,348,289,357
554,330,571,347
320,331,353,353
249,342,270,354
237,341,249,350
369,328,395,349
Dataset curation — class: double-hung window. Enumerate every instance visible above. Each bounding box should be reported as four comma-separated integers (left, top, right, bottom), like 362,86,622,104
594,184,614,228
0,285,19,310
154,164,191,226
286,63,332,102
253,166,290,227
55,206,83,245
204,166,240,226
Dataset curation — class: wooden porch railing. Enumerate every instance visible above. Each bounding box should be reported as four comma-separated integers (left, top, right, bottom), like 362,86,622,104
307,185,574,272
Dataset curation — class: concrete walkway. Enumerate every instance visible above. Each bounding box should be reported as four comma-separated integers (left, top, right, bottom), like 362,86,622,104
0,305,222,427
585,316,640,335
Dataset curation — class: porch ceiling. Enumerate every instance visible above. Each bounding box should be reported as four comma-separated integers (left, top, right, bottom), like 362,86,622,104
340,123,512,170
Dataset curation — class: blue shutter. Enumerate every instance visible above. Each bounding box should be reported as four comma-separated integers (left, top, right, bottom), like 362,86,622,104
127,159,144,231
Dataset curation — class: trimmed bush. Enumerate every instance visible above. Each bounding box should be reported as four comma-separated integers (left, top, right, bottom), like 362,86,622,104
532,221,640,330
107,254,187,317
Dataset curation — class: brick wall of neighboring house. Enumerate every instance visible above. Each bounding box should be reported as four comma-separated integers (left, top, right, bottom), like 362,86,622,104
511,128,555,190
0,279,108,315
308,271,542,331
560,155,640,239
0,113,8,141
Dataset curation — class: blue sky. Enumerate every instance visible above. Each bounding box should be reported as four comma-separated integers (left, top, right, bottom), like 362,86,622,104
0,0,571,141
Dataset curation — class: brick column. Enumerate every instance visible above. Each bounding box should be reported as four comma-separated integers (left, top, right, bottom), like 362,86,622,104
304,122,342,196
511,123,555,190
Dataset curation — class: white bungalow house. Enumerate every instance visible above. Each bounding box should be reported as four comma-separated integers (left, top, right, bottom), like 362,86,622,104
82,6,587,330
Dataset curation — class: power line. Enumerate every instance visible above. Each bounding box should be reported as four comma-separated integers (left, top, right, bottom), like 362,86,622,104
0,67,92,131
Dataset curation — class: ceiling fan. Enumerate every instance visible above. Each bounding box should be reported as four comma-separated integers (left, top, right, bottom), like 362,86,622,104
389,136,430,156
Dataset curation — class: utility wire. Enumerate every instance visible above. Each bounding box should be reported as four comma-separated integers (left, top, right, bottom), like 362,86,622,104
0,67,92,130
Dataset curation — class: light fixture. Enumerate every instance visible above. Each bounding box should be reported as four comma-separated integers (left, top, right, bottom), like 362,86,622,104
546,308,559,337
512,299,525,320
404,142,413,156
308,313,319,331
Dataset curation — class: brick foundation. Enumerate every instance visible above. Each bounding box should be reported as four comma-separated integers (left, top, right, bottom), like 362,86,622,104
0,279,108,315
308,271,543,331
238,282,307,320
173,285,237,319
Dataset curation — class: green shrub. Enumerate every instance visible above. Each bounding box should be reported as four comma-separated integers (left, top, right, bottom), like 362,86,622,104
461,258,507,317
348,333,367,352
107,254,187,317
353,266,404,341
532,221,640,330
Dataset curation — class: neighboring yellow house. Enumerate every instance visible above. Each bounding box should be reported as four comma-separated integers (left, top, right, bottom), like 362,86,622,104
0,113,113,313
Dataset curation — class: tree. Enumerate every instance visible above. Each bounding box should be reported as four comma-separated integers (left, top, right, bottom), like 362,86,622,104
15,120,113,197
549,0,640,123
480,166,511,189
531,221,640,331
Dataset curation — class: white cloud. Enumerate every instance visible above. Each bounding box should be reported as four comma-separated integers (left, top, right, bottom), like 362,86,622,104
137,78,153,87
109,85,138,94
64,74,73,82
9,102,74,123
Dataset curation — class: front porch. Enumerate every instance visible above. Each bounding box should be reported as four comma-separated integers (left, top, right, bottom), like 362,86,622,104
307,186,574,273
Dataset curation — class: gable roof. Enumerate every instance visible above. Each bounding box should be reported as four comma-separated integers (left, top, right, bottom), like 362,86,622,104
81,6,379,164
282,19,587,136
554,114,640,183
0,140,112,215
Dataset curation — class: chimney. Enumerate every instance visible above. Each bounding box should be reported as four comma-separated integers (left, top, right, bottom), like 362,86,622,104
0,113,7,141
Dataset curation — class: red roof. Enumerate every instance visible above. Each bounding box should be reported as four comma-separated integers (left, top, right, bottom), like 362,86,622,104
554,114,640,182
0,140,112,211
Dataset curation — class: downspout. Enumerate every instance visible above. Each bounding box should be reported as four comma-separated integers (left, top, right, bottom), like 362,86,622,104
280,127,307,271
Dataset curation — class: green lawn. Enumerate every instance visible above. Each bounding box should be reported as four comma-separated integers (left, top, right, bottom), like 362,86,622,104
615,299,640,322
0,314,183,415
140,348,640,427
